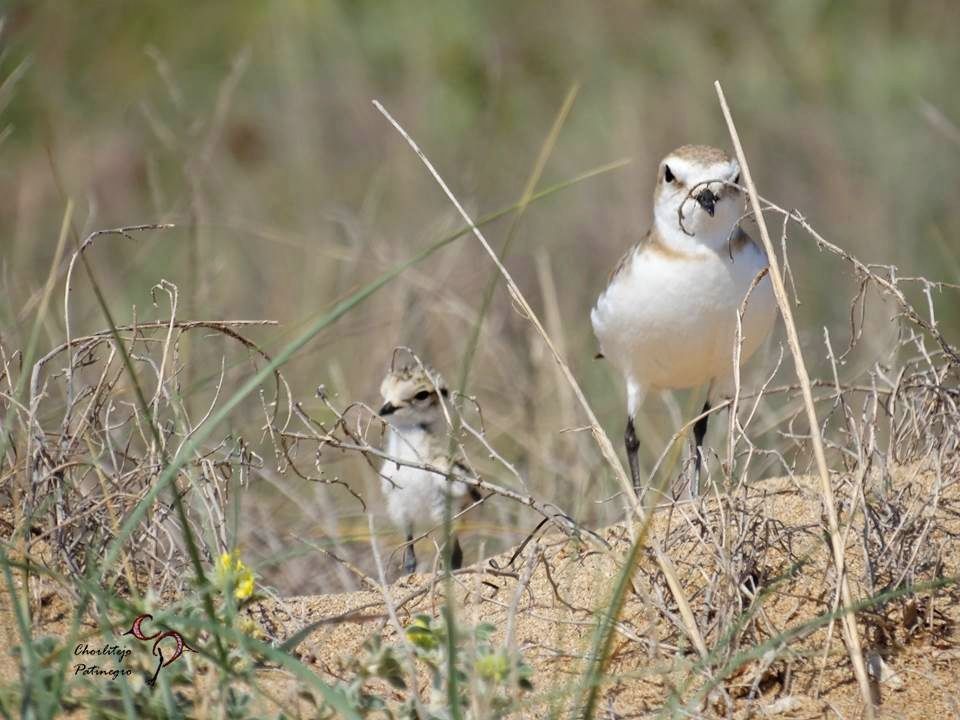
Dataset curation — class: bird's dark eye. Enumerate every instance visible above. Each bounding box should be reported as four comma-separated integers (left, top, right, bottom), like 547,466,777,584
733,173,741,185
414,390,431,401
664,164,675,183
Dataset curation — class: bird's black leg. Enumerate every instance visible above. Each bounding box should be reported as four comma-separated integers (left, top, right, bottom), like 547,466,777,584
692,398,711,495
403,531,417,575
624,416,642,494
450,536,464,570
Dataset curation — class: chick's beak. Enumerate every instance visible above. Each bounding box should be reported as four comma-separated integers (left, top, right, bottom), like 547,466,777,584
696,188,717,217
378,402,397,416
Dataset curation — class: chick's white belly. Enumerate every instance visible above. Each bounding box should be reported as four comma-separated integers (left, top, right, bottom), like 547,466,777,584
592,249,774,390
380,462,467,531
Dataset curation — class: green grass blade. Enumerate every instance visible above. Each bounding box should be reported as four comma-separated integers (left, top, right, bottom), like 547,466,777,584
1,549,45,718
574,475,673,717
455,82,581,396
0,200,72,483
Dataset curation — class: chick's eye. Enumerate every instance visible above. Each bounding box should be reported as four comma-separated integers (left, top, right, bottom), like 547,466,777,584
414,390,431,401
664,164,675,183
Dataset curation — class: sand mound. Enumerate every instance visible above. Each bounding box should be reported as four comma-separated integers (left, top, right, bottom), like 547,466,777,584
248,471,959,718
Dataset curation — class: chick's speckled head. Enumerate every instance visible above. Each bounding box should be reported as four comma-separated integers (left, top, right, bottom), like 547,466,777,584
378,363,448,429
653,145,743,243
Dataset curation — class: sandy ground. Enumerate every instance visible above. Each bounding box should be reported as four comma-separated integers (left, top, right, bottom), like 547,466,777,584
3,471,958,718
243,472,959,719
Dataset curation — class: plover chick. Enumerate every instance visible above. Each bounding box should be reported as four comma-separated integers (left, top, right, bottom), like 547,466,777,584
591,144,776,496
377,361,480,574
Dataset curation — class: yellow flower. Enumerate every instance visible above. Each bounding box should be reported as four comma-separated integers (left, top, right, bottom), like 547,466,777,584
216,550,255,600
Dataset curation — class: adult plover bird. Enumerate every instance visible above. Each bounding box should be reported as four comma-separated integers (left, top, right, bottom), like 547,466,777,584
377,360,480,574
591,144,776,495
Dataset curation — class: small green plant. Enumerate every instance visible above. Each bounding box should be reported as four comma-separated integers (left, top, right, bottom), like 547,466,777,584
310,614,533,719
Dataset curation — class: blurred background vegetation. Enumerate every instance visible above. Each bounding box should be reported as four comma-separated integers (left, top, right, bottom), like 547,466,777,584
2,1,958,593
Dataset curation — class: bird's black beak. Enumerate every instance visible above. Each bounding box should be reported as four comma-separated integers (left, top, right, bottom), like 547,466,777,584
696,189,717,217
378,402,397,416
